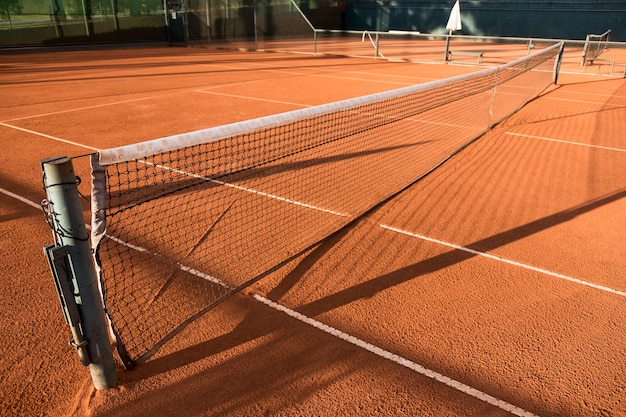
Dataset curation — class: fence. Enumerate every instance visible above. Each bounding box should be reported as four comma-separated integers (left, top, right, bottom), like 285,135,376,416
3,2,624,77
221,29,626,78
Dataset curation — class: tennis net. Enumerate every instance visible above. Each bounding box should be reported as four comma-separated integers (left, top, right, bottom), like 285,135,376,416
581,30,611,65
91,42,563,368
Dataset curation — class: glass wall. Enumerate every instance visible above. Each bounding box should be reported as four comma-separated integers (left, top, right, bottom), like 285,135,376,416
0,0,342,47
0,0,168,46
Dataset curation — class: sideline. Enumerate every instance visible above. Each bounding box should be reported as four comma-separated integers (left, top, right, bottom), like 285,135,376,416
0,122,100,151
253,293,540,417
4,189,616,416
0,186,42,209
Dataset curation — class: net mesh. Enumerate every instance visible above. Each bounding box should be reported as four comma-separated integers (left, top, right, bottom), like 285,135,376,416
91,43,563,367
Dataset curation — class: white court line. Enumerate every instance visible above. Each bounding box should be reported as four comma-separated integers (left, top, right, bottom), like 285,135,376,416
195,90,312,108
552,90,626,100
1,97,154,123
505,132,626,153
0,60,285,124
380,224,626,298
0,60,300,124
145,161,349,218
543,96,625,108
222,62,419,86
210,177,349,217
0,187,41,210
103,232,231,289
197,90,477,131
0,122,100,151
253,294,539,417
1,65,307,124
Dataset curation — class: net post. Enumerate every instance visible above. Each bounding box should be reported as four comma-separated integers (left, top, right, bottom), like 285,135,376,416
41,156,118,390
581,34,591,66
253,0,258,50
375,32,380,59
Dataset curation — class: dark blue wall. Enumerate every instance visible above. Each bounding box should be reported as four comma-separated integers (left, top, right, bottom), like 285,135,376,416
346,0,626,41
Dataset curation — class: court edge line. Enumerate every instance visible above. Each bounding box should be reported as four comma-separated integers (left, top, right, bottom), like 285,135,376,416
0,190,581,416
252,294,539,417
505,132,626,153
380,224,626,298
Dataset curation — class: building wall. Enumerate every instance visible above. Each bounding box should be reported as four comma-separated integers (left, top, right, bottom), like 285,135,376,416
346,0,626,41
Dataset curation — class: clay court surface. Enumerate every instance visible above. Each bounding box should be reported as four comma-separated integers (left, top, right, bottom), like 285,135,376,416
1,44,625,417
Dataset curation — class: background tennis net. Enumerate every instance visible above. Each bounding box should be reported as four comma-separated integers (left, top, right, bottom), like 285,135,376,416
91,42,563,368
581,29,612,65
